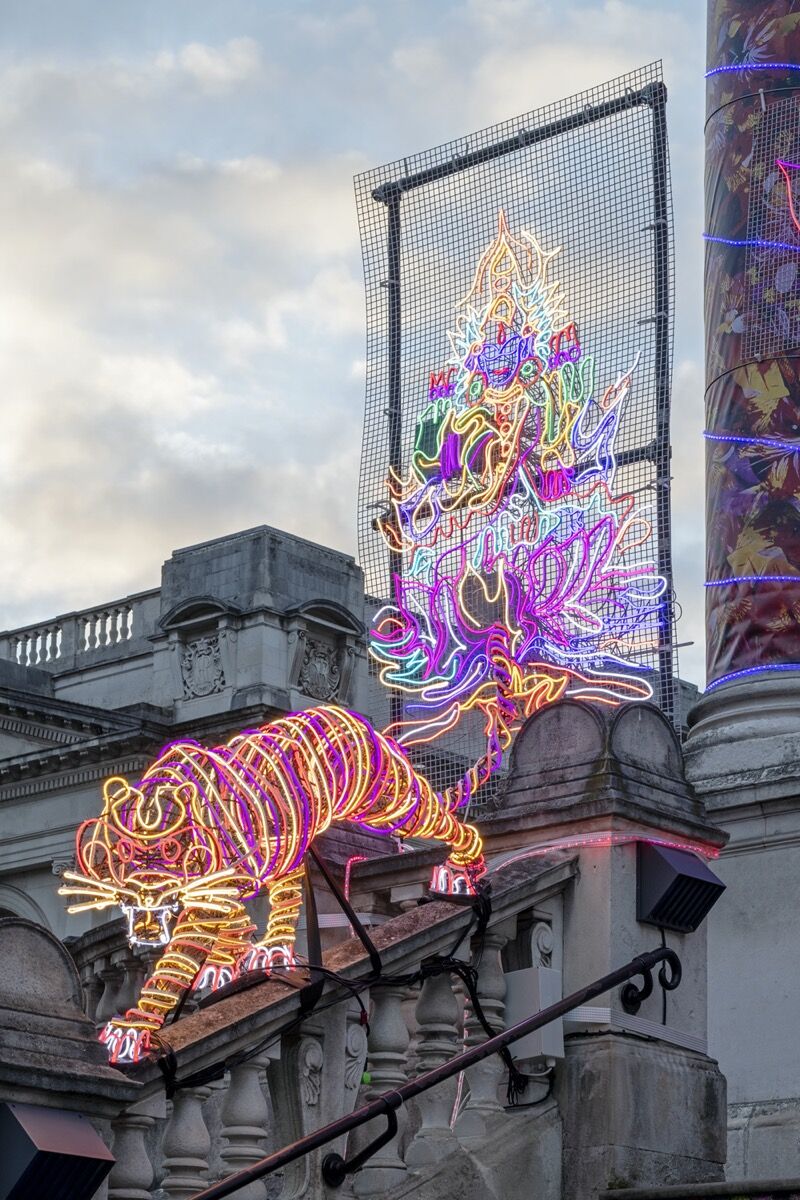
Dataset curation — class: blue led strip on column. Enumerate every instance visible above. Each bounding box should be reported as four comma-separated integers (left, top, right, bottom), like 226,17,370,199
706,663,800,690
705,63,800,77
703,233,800,252
704,431,800,451
705,576,800,587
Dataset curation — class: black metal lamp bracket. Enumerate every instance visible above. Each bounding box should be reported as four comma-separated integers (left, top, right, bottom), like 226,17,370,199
321,1096,401,1188
620,947,681,1015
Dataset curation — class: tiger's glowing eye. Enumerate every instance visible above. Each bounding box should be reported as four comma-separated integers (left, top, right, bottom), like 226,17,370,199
117,838,135,862
162,838,181,863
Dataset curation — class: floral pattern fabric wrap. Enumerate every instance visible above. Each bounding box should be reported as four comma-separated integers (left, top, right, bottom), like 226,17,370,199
706,0,800,682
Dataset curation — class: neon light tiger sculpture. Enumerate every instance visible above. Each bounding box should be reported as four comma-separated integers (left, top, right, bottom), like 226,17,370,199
60,667,536,1065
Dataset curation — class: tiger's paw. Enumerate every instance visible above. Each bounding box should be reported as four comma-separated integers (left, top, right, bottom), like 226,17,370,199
196,962,239,992
240,943,296,973
100,1017,158,1065
429,857,487,898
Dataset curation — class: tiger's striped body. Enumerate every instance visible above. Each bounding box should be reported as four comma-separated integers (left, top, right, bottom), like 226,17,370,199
61,704,487,1064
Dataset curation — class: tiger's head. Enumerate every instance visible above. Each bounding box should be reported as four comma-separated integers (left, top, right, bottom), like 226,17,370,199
60,772,228,948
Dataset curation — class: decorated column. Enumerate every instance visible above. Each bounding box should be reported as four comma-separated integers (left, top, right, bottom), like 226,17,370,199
686,4,800,1176
704,1,800,687
688,1,800,785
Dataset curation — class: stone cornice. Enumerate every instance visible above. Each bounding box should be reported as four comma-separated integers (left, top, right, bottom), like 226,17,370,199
0,713,83,746
0,754,152,802
0,685,144,734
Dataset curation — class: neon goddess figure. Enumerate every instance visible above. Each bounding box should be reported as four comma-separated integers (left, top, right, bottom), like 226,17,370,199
371,211,665,760
61,212,664,1065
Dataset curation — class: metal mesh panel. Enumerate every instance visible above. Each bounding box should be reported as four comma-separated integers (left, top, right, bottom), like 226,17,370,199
355,63,676,810
744,91,800,361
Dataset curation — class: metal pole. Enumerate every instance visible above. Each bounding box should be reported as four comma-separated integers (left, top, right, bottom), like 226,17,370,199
187,946,680,1200
384,186,404,732
648,81,676,721
371,88,652,201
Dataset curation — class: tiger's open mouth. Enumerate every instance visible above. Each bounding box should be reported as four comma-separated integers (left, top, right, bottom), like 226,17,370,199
121,903,179,948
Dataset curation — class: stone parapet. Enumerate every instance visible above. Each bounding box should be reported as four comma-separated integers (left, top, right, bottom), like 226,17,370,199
0,916,138,1120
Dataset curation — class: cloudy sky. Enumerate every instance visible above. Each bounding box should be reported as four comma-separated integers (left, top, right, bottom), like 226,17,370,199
0,0,708,684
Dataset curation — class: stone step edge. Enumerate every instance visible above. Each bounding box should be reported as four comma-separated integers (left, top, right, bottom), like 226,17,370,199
599,1180,800,1200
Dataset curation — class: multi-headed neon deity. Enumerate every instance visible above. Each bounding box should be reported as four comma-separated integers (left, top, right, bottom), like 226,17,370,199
61,213,664,1065
372,211,665,756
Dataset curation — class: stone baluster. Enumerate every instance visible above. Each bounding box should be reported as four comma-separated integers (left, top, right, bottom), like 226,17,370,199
456,922,513,1140
108,1095,163,1200
161,1086,212,1200
405,972,460,1166
95,962,123,1027
217,1053,272,1200
351,985,410,1196
114,954,147,1015
80,962,104,1021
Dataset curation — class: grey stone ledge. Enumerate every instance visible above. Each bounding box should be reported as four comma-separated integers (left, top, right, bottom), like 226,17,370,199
599,1181,800,1198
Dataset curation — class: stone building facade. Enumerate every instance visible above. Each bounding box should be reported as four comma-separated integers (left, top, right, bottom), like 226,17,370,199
0,519,796,1200
0,525,384,941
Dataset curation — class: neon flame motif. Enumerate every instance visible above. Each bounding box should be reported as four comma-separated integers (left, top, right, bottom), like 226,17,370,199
60,705,488,1064
372,212,666,749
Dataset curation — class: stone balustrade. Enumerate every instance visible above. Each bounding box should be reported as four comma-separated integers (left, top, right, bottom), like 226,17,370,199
0,589,160,671
84,853,573,1200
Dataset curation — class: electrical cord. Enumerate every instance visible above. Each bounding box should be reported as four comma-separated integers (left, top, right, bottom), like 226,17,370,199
153,880,528,1103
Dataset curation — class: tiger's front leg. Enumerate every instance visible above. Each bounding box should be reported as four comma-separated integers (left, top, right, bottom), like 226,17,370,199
101,901,253,1064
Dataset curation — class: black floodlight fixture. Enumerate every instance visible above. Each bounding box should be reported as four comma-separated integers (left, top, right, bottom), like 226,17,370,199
636,842,726,933
0,1101,114,1200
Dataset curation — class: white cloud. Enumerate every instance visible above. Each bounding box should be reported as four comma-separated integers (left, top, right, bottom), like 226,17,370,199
166,37,262,92
0,0,711,700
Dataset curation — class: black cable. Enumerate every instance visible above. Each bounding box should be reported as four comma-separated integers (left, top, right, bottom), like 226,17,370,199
151,882,517,1100
660,927,667,1025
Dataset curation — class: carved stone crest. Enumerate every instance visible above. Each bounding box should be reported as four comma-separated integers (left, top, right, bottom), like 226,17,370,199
180,635,226,699
298,638,341,701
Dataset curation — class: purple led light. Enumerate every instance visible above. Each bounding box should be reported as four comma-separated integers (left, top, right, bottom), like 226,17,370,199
704,431,800,451
703,233,800,252
707,663,800,691
705,62,800,77
705,576,800,587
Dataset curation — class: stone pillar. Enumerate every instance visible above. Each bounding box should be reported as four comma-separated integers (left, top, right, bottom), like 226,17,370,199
482,701,728,1198
0,917,140,1187
685,6,800,1179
